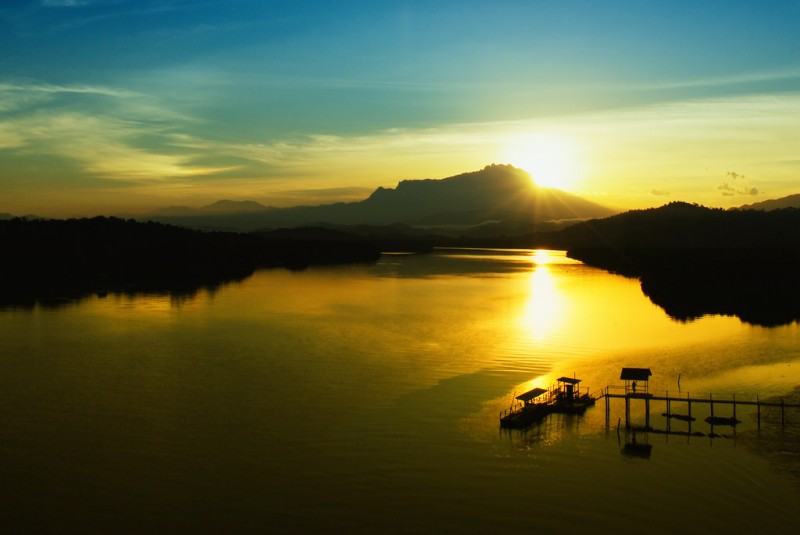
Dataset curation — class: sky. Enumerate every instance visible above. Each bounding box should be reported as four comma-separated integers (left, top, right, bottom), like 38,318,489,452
1,0,799,217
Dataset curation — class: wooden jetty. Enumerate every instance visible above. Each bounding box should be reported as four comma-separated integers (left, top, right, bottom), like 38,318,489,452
500,387,550,429
500,376,596,429
600,367,800,432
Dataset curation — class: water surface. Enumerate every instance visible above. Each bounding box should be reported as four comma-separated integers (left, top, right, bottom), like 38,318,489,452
2,249,798,532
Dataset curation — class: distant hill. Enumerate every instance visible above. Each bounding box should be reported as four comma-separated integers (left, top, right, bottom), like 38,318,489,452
145,165,616,232
549,202,800,326
735,193,800,211
550,201,800,250
146,200,271,218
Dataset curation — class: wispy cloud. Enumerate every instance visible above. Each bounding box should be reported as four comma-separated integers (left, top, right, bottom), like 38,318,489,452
718,171,759,197
42,0,90,6
0,80,232,181
0,81,140,98
7,112,233,180
3,73,799,212
618,66,800,93
38,0,224,31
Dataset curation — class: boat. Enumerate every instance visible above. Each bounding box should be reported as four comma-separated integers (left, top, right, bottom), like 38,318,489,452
705,416,741,426
662,412,696,422
549,376,596,414
500,387,550,429
500,376,596,429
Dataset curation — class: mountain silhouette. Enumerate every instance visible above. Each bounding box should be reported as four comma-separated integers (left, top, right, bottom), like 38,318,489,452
145,165,616,231
549,202,800,326
735,193,800,211
146,200,271,218
551,201,800,250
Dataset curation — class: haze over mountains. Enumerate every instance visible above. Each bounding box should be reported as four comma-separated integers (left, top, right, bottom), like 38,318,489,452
143,165,616,232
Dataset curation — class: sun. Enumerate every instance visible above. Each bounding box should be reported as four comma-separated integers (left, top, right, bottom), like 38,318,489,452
502,133,584,191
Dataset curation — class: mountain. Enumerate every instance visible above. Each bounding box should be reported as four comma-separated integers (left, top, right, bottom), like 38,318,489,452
199,200,270,214
735,193,800,211
146,165,616,232
146,200,270,218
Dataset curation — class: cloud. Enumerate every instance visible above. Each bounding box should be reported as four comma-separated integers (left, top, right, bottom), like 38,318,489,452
717,171,759,197
0,80,231,182
36,1,209,32
3,75,798,213
717,182,759,197
625,66,800,93
0,81,140,98
41,0,90,6
8,112,228,180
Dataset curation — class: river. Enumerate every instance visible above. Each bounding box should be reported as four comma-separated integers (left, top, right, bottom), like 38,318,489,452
1,248,798,533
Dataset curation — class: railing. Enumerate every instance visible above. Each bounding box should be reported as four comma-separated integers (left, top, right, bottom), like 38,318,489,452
604,387,800,406
500,402,525,419
602,385,800,429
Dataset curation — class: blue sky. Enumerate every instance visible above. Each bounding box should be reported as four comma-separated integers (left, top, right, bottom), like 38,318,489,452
2,0,799,216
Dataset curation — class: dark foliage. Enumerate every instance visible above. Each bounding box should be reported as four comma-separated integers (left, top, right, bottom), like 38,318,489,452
550,203,800,326
0,217,380,306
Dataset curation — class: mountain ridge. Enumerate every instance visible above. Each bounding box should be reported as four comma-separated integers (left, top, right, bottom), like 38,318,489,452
143,164,617,232
735,193,800,211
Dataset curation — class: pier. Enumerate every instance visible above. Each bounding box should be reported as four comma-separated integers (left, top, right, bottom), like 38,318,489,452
500,376,595,429
601,368,800,432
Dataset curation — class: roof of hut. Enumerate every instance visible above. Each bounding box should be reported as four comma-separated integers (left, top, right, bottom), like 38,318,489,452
620,368,652,381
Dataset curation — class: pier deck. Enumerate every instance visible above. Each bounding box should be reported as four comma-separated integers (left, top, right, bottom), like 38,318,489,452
601,388,800,431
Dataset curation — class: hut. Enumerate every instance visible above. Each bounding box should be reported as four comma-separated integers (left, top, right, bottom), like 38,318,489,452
555,376,582,400
620,368,652,396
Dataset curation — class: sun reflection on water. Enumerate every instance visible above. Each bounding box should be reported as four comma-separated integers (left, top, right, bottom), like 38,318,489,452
519,250,569,343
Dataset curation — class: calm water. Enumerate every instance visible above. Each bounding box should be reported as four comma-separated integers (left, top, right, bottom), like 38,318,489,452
2,249,799,533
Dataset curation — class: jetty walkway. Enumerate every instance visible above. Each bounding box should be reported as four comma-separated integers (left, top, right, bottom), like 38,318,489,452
600,386,800,431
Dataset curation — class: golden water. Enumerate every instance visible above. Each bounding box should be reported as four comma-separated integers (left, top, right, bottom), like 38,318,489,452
1,249,798,532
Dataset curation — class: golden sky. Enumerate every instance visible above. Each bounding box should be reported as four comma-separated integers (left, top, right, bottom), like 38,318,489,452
1,1,799,217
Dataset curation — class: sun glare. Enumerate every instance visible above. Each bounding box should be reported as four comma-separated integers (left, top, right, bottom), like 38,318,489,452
502,133,583,191
520,263,563,342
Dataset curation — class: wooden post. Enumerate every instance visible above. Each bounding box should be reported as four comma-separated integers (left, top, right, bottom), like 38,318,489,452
666,398,671,433
687,393,692,434
625,396,630,429
782,398,785,428
710,393,714,419
757,394,761,430
645,397,650,429
709,393,715,435
733,393,736,421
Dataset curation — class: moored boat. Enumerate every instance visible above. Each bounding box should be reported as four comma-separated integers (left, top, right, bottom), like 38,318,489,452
705,415,741,426
500,387,549,429
549,376,596,414
500,375,596,429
